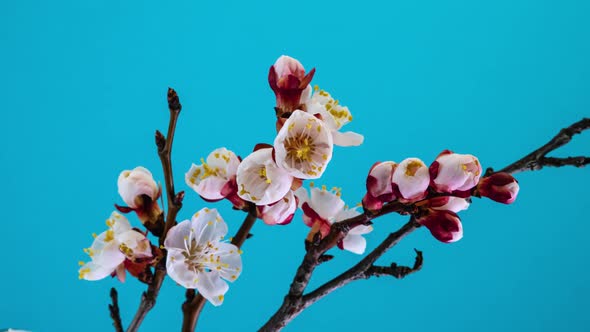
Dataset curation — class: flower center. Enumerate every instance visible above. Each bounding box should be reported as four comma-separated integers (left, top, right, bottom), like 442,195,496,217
285,134,314,163
258,167,271,184
405,160,423,177
461,159,480,176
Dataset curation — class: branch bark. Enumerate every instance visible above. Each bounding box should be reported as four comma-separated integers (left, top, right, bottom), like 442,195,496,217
109,288,124,332
125,88,182,332
181,203,258,332
491,117,589,175
259,117,590,331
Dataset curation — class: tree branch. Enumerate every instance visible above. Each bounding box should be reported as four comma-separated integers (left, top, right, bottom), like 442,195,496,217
109,288,124,332
490,117,589,175
260,117,589,331
181,203,258,332
125,88,183,332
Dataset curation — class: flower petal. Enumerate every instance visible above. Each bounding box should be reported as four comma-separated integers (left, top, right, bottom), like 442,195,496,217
118,167,159,208
109,212,131,235
166,248,199,289
260,190,297,225
164,219,193,250
331,131,364,147
341,234,367,254
185,164,227,201
191,208,228,244
236,148,292,205
213,242,243,282
196,271,230,307
79,261,114,281
310,187,345,220
392,158,430,201
117,230,152,259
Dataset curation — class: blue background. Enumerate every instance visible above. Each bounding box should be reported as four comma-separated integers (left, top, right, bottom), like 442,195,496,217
1,0,589,331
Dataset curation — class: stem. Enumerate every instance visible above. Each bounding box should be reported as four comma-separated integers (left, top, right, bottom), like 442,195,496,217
109,288,124,332
181,203,258,332
125,88,182,332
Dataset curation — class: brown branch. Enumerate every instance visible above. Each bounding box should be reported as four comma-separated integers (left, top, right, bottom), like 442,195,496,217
260,118,589,331
181,203,258,332
490,117,589,175
109,288,124,332
125,88,183,332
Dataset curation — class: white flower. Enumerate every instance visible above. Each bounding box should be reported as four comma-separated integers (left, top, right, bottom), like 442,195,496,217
305,86,364,147
295,186,373,254
79,212,152,281
186,148,241,201
236,148,293,205
258,190,298,225
391,158,430,201
165,208,242,306
431,150,482,193
118,167,160,209
274,110,333,179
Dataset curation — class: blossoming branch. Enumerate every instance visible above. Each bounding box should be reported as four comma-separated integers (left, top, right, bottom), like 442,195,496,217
78,55,589,332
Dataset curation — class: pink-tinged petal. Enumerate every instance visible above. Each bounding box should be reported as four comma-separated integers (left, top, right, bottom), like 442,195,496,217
164,219,192,250
332,131,364,147
118,167,159,208
293,186,309,208
428,196,470,213
334,207,361,223
78,261,115,281
273,110,333,179
366,161,397,198
195,271,230,307
341,234,367,254
432,152,482,193
191,208,229,244
108,212,132,235
309,187,345,220
477,172,520,204
417,210,463,243
362,193,383,211
260,190,297,225
236,148,293,205
205,148,240,177
273,55,305,80
392,158,430,201
117,230,152,259
166,248,199,289
301,202,323,227
185,164,227,201
115,263,126,283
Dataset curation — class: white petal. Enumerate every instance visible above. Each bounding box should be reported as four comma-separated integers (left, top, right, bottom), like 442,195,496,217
109,212,131,235
348,224,373,235
185,164,226,200
310,187,345,220
273,110,333,179
293,186,309,208
332,131,364,147
166,248,199,289
212,242,243,282
260,190,297,225
164,219,192,250
118,167,159,208
432,197,470,213
236,148,292,205
191,208,228,244
117,230,152,259
392,158,430,200
206,148,239,173
90,231,125,269
341,234,367,254
367,161,397,197
79,261,114,281
196,271,230,306
334,207,361,223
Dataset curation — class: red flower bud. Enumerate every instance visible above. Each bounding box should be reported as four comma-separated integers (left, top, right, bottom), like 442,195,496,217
417,209,463,243
268,55,315,115
477,172,519,204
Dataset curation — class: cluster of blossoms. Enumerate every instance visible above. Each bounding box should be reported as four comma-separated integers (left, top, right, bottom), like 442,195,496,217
80,167,242,306
363,150,520,243
185,55,369,252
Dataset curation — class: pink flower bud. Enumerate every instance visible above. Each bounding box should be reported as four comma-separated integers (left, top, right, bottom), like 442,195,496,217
363,161,397,211
268,55,316,114
477,172,519,204
426,196,470,213
257,190,298,225
417,209,463,243
430,150,482,193
391,158,429,202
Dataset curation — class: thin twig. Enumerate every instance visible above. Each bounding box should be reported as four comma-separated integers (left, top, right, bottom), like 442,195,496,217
260,117,590,331
109,288,124,332
181,203,258,332
125,88,183,332
491,118,589,175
